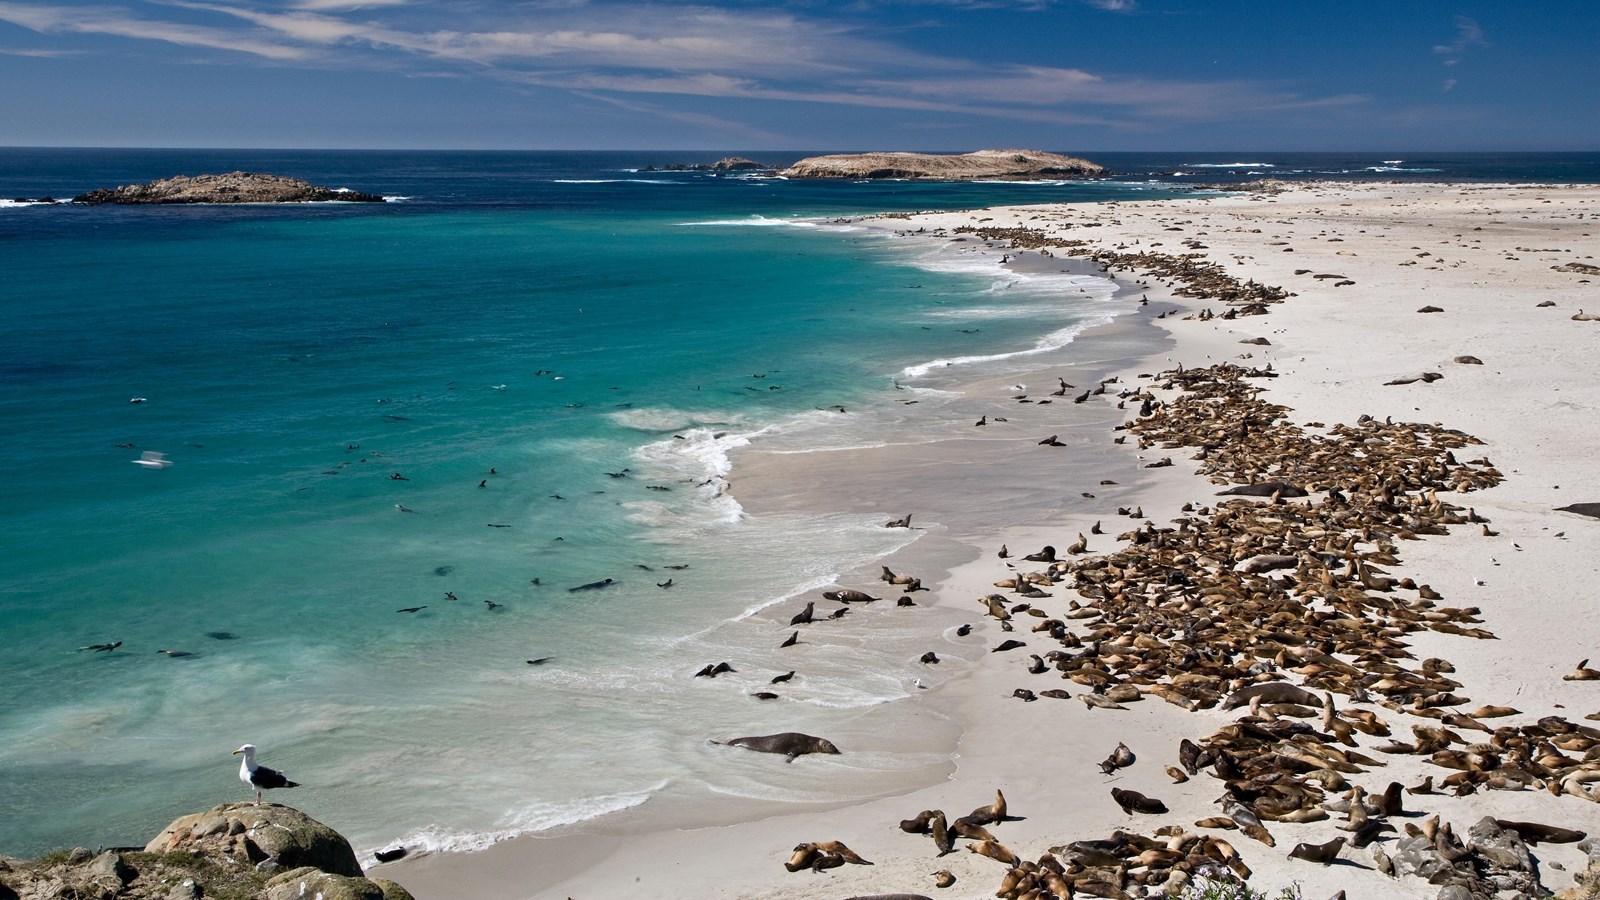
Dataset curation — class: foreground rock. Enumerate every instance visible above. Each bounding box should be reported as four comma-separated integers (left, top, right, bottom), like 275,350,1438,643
781,149,1105,180
0,803,413,899
72,172,385,204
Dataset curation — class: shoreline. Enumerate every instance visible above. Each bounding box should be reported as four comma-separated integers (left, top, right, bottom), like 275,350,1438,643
388,180,1600,899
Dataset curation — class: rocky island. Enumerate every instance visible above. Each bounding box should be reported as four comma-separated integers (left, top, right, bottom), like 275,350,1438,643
780,148,1105,180
0,803,414,899
72,172,386,205
643,156,774,173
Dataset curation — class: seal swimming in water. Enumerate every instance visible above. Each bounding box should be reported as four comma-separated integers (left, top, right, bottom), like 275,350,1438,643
714,732,840,762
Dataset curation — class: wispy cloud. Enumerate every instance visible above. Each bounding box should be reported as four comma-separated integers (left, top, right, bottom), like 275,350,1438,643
1432,15,1486,65
0,1,308,58
0,0,1366,135
1442,78,1457,92
0,45,87,56
290,0,409,9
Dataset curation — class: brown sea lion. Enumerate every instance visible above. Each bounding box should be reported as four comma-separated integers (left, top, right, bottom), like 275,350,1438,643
1493,820,1587,844
1111,787,1168,814
1222,681,1323,710
1288,836,1345,865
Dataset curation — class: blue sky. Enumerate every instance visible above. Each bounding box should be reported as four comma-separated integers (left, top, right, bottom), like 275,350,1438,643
0,0,1594,149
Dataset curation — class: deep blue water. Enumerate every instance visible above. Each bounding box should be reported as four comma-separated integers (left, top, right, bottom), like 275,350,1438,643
0,149,1592,858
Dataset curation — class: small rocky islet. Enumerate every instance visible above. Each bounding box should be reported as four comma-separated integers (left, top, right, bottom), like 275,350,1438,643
780,148,1106,180
646,149,1107,180
70,171,386,205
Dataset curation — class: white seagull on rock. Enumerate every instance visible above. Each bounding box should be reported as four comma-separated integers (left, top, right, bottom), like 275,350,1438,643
232,744,299,806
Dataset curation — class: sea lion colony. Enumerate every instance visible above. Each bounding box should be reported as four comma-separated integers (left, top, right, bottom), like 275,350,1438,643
760,230,1598,898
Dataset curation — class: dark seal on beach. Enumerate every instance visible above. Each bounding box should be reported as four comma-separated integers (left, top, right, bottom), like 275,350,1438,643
1556,503,1600,520
1217,481,1308,498
713,732,841,762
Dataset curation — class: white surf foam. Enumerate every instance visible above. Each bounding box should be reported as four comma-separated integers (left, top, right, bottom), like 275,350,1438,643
372,782,664,859
1183,162,1276,168
678,215,822,228
900,316,1113,379
607,407,751,433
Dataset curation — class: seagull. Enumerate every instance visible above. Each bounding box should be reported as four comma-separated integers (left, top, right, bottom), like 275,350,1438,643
132,450,172,469
232,744,299,806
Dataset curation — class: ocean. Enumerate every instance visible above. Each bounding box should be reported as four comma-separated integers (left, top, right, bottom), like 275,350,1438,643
1,149,1594,858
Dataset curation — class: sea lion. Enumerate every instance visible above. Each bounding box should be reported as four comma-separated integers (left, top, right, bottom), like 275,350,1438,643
920,651,939,664
783,845,816,872
933,870,955,888
567,577,615,592
1222,682,1322,710
1111,787,1167,814
881,566,916,585
811,840,872,865
1563,659,1600,681
885,514,913,528
771,671,795,684
716,732,840,762
1287,836,1345,865
991,639,1027,653
789,602,815,626
1099,741,1135,774
899,809,940,833
780,631,799,648
824,589,881,603
929,812,953,855
967,840,1019,866
1216,481,1308,498
1494,820,1586,844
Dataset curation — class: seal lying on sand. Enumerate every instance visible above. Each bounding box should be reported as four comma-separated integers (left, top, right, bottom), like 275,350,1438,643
713,732,841,762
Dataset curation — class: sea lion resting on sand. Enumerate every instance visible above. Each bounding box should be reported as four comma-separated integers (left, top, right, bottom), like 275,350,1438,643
714,731,840,762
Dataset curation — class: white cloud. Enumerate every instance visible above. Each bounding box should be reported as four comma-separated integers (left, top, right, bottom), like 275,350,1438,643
0,0,1371,134
0,1,307,58
1442,78,1457,92
1432,15,1486,64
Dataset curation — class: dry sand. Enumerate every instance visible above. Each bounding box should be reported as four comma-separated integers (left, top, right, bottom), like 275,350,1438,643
388,182,1600,899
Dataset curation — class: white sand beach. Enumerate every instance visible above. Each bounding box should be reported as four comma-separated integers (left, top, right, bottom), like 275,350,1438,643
388,181,1600,900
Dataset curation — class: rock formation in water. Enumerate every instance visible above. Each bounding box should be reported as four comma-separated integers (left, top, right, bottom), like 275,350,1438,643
0,803,414,899
72,172,386,204
780,149,1106,180
645,156,774,173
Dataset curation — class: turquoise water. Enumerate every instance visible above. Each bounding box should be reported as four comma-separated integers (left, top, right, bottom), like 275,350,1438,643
5,149,1589,857
0,151,1182,855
